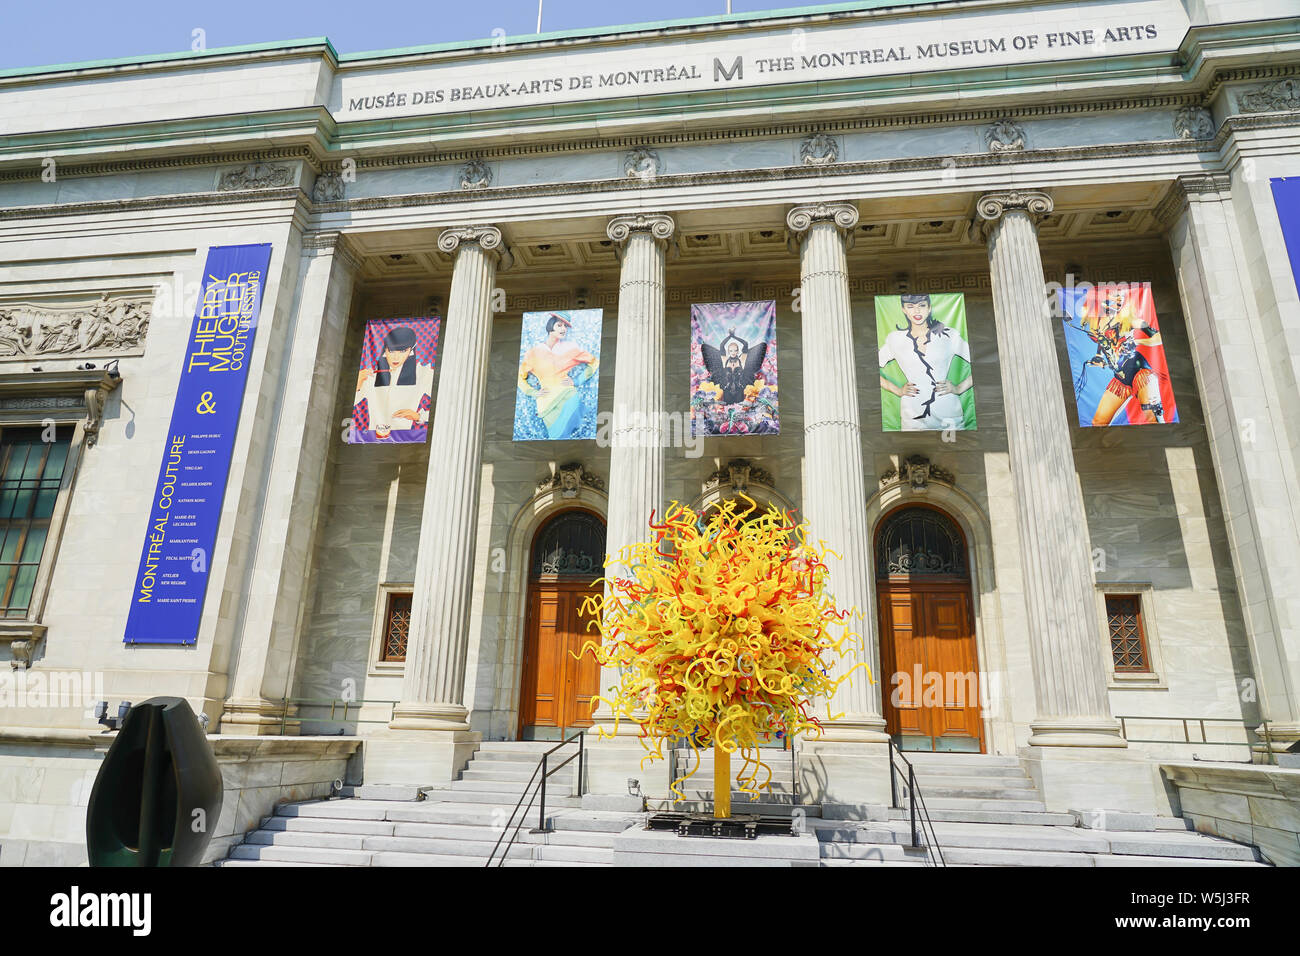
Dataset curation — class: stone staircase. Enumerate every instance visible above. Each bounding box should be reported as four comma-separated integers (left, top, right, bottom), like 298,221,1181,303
817,752,1267,866
220,745,1268,867
220,741,638,867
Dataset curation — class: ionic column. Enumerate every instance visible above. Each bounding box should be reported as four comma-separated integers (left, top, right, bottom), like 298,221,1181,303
602,213,674,589
976,191,1124,750
585,213,673,798
786,202,885,741
784,202,889,807
379,226,509,781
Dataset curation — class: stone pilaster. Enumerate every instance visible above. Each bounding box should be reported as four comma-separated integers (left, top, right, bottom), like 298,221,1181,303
220,231,361,735
977,190,1150,813
786,202,889,807
371,224,510,785
586,213,675,797
1163,175,1300,750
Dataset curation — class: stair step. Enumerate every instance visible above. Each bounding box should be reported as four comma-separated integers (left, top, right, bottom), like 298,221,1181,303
384,803,640,832
906,762,1030,778
274,799,392,820
919,797,1048,812
387,821,618,847
903,753,1022,768
422,789,584,808
230,844,373,866
448,778,581,795
216,859,338,867
259,815,396,836
918,786,1043,800
461,767,577,782
248,830,369,850
887,807,1077,826
907,775,1033,790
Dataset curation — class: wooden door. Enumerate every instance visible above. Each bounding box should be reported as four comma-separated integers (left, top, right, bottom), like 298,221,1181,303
519,580,601,738
878,583,982,752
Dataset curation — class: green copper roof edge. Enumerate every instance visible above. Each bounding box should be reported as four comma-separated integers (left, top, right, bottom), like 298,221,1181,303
333,0,955,62
1,0,953,79
0,37,338,80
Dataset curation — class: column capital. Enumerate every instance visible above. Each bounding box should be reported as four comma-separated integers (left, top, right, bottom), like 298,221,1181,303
1153,173,1233,227
606,212,675,243
975,189,1053,228
301,230,363,274
785,202,860,250
437,224,513,269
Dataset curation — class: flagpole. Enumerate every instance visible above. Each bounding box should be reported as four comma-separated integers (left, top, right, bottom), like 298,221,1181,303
537,0,544,33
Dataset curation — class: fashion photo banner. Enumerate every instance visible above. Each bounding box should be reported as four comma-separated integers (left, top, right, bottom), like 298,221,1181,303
876,293,976,431
690,300,779,436
124,243,272,645
350,317,441,443
514,309,602,441
1061,282,1178,427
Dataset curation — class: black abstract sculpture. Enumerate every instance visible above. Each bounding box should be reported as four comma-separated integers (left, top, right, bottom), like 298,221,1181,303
86,696,223,867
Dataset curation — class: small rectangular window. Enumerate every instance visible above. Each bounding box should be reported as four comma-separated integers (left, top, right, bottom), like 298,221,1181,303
1106,594,1149,672
0,427,70,618
380,592,413,662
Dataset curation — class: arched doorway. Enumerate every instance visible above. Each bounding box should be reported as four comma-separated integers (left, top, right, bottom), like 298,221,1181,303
875,504,983,753
518,508,606,740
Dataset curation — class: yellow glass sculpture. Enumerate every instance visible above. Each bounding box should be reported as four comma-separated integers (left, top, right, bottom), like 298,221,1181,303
579,496,870,818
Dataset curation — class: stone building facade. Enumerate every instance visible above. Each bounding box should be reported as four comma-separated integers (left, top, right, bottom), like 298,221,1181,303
1,0,1299,864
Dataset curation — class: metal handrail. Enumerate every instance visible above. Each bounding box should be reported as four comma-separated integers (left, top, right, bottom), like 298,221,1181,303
485,731,585,867
887,739,946,867
1115,715,1277,763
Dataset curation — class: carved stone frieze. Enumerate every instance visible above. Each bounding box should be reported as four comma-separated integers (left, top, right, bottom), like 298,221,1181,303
0,294,150,357
459,160,493,189
879,454,955,491
537,462,606,499
217,162,294,190
1238,78,1300,113
312,171,345,202
1173,107,1215,140
799,132,839,165
984,118,1026,152
624,148,661,180
704,459,774,495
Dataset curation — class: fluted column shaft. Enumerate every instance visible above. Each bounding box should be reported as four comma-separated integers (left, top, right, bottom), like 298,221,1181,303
787,203,884,738
978,191,1123,747
593,213,674,730
391,226,509,732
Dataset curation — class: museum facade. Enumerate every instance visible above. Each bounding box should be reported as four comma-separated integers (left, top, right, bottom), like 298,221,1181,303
2,0,1299,864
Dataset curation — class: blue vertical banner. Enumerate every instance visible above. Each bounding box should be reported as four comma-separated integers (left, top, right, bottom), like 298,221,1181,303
1271,177,1300,299
124,243,273,645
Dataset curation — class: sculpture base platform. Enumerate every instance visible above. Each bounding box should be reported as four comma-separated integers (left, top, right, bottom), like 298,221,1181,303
613,824,820,866
645,811,796,839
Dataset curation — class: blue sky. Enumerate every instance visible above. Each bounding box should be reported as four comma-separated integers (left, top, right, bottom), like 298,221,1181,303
1,0,841,70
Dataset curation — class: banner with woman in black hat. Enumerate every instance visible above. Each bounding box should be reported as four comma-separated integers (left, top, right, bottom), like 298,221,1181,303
350,317,441,443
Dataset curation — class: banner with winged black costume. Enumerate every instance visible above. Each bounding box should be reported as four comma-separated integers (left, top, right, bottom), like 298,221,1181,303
1060,282,1178,427
690,300,779,437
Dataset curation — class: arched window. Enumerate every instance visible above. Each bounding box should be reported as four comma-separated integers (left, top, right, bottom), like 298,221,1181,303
875,506,967,579
530,509,606,580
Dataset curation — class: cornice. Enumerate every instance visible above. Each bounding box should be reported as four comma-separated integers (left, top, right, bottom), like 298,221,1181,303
0,111,1296,225
0,186,303,221
305,129,1280,215
2,65,1297,188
